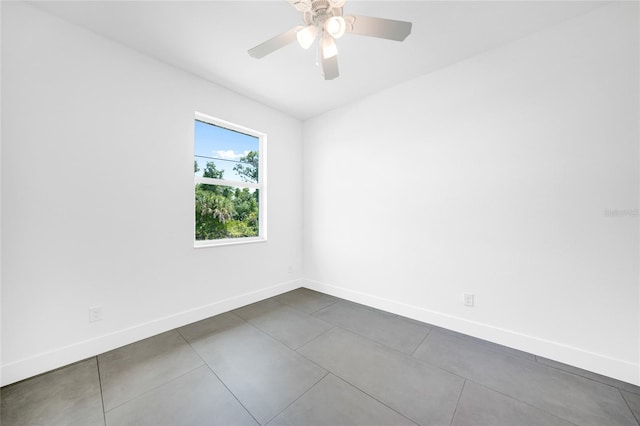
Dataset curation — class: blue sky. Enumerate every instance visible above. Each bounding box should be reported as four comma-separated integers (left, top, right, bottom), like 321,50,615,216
194,120,259,182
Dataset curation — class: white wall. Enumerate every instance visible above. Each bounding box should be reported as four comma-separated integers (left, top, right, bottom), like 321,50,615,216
303,3,639,384
2,1,639,388
1,2,303,386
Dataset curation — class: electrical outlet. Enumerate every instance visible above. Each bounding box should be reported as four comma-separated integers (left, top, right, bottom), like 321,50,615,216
89,306,102,322
463,293,475,307
287,265,293,274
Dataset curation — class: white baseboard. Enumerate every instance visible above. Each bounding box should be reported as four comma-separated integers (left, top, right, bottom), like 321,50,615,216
302,278,640,386
4,278,637,387
0,279,303,387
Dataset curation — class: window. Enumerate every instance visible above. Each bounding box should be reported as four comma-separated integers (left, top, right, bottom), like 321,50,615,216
194,112,266,246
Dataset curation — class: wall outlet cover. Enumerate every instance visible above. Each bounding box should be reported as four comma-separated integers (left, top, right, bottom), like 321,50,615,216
463,293,474,307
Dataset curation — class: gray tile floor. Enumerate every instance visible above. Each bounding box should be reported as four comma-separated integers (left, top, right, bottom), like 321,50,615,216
2,288,640,426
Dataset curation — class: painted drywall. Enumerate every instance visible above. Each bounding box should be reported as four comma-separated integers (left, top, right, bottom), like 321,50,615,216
1,2,303,386
2,0,638,388
303,3,639,384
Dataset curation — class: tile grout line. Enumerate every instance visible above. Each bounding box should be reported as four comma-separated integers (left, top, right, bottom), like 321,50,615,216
293,322,456,426
95,356,107,426
0,357,97,390
425,328,640,398
234,301,334,351
536,358,638,395
162,291,640,414
275,292,339,316
177,304,342,425
291,322,338,351
237,295,640,400
100,330,208,413
239,314,332,356
129,296,605,426
241,295,428,361
328,324,471,383
8,289,637,426
175,327,262,426
619,388,640,426
114,295,633,426
231,302,436,372
416,331,586,423
312,299,399,319
308,301,438,356
535,351,640,395
410,326,433,357
203,363,261,426
295,324,338,351
101,361,205,414
449,379,466,426
326,323,592,426
434,328,536,362
325,374,422,426
291,320,428,418
311,320,425,358
263,371,330,426
411,356,558,424
468,380,581,426
307,300,340,315
178,304,337,424
294,325,342,373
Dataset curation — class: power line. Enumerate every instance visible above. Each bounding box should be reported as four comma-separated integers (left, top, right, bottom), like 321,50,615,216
195,154,251,165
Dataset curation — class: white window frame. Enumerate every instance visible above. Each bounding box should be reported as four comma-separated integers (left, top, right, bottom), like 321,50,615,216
194,111,267,248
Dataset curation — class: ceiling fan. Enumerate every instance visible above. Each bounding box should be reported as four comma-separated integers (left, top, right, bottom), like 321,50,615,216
248,0,412,80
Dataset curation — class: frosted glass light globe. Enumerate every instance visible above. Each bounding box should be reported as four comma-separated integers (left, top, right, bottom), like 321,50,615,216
325,16,346,39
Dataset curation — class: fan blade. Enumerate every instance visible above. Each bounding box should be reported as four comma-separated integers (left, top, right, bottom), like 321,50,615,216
288,0,311,12
346,15,412,41
321,54,339,80
248,26,302,59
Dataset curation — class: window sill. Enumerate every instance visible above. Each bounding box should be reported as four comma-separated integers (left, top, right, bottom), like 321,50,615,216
194,237,267,248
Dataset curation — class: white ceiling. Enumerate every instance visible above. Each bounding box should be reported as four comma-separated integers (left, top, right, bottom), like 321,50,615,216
32,1,605,120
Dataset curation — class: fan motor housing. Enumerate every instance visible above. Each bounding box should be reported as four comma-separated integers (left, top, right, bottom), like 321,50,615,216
304,5,342,26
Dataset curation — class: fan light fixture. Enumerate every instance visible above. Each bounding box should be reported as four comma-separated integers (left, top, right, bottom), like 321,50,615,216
296,25,318,49
325,16,346,39
321,35,338,59
248,0,413,80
